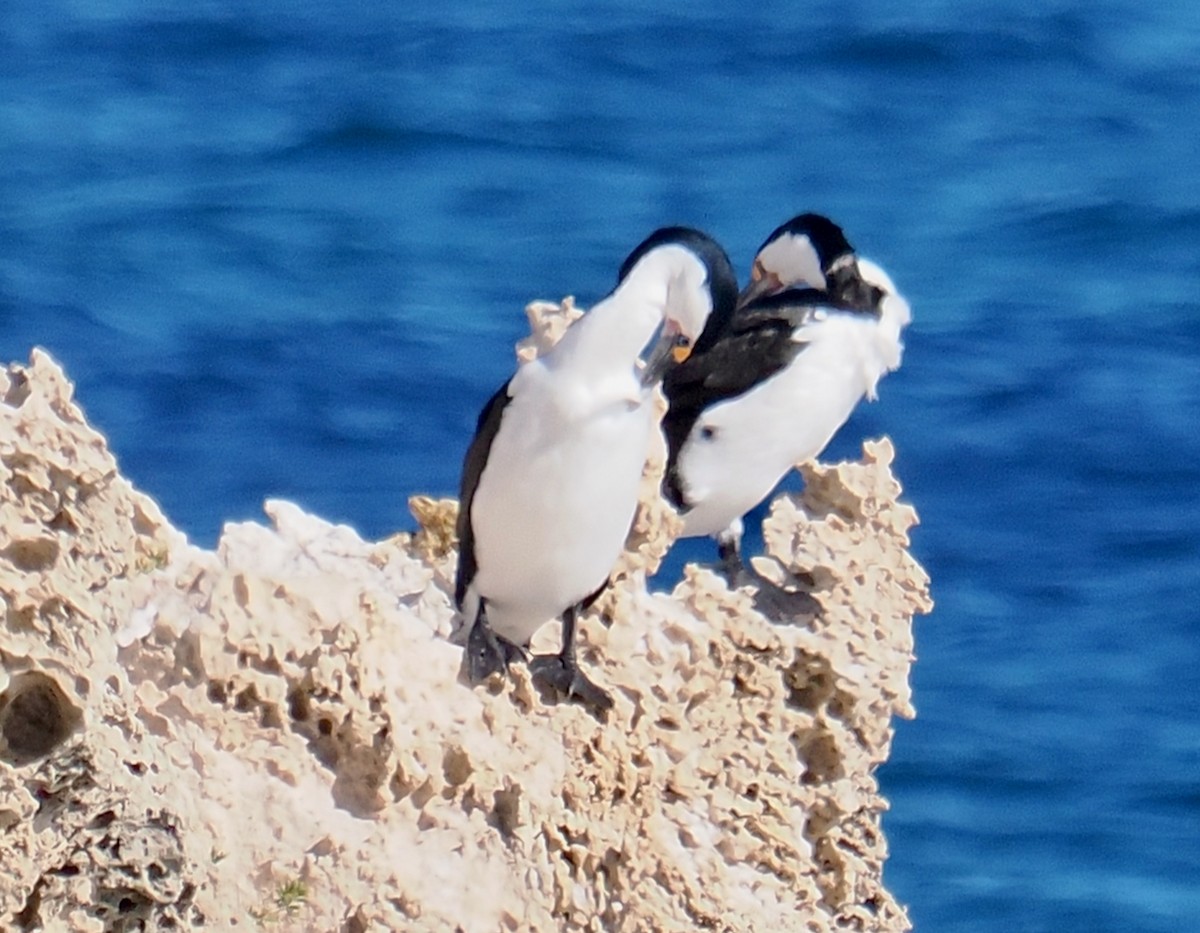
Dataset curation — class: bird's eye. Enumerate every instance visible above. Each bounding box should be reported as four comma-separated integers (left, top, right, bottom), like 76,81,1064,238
671,334,692,363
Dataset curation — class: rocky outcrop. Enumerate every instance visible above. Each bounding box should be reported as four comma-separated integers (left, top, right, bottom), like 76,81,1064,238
0,300,931,931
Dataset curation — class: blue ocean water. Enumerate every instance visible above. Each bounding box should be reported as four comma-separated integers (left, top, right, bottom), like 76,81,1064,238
2,2,1198,928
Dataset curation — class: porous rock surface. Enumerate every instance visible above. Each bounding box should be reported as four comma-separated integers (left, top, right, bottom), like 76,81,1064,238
0,299,931,932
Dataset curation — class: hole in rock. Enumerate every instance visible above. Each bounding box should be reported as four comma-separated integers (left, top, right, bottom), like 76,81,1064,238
7,604,37,631
234,686,258,713
260,703,283,729
490,786,521,839
4,371,31,407
1,537,60,573
798,731,840,785
14,877,42,929
783,651,834,711
90,810,117,830
0,672,83,764
442,746,472,787
47,509,78,533
287,687,310,722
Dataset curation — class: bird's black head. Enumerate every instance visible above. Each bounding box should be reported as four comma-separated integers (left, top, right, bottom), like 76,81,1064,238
741,213,879,312
758,213,855,272
617,226,739,363
618,226,737,309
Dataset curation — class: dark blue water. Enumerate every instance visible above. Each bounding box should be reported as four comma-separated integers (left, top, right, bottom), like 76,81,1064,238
3,2,1198,928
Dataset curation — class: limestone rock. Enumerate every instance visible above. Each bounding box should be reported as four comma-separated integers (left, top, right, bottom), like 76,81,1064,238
0,300,932,931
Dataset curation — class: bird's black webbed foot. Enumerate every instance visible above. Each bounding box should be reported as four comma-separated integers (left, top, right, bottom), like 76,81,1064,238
465,614,525,685
529,652,614,714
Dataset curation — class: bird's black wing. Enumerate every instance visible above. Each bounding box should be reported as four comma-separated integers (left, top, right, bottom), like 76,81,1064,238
665,291,829,412
665,321,798,410
671,286,875,406
454,380,514,608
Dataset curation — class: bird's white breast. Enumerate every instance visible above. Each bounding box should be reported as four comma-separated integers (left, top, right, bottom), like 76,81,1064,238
469,359,652,645
678,311,903,539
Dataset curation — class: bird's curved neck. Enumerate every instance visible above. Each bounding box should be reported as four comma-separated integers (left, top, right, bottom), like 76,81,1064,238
554,261,672,377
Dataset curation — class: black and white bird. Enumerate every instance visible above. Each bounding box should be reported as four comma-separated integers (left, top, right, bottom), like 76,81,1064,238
456,227,738,712
662,213,911,571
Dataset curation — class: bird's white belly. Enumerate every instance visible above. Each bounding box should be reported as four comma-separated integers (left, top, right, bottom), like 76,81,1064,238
679,323,880,539
470,388,652,645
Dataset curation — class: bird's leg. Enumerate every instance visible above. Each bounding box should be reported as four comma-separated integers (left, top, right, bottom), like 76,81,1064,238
465,600,525,685
715,519,746,583
711,521,824,620
529,606,614,714
716,536,742,571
